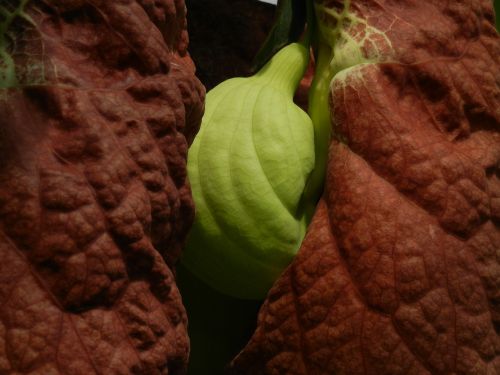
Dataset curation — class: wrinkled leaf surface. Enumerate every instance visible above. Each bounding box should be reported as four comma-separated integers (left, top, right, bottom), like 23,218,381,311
230,0,500,373
0,1,204,374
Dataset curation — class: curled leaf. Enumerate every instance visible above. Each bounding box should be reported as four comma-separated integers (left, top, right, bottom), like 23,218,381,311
184,42,314,299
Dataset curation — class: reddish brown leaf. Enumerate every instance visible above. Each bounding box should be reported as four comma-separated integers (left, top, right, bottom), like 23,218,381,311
230,0,500,374
0,1,204,374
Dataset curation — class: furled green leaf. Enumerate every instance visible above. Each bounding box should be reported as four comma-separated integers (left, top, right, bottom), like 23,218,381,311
184,42,314,299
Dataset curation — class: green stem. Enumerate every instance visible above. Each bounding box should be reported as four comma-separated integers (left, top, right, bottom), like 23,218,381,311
303,34,334,211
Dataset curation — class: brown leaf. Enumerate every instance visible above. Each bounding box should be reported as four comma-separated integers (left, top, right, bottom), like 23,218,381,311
0,1,204,373
230,0,500,374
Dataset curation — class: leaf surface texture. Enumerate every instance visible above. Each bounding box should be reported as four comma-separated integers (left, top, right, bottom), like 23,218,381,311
230,0,500,373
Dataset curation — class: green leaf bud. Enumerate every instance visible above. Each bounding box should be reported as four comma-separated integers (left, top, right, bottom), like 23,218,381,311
183,43,314,299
